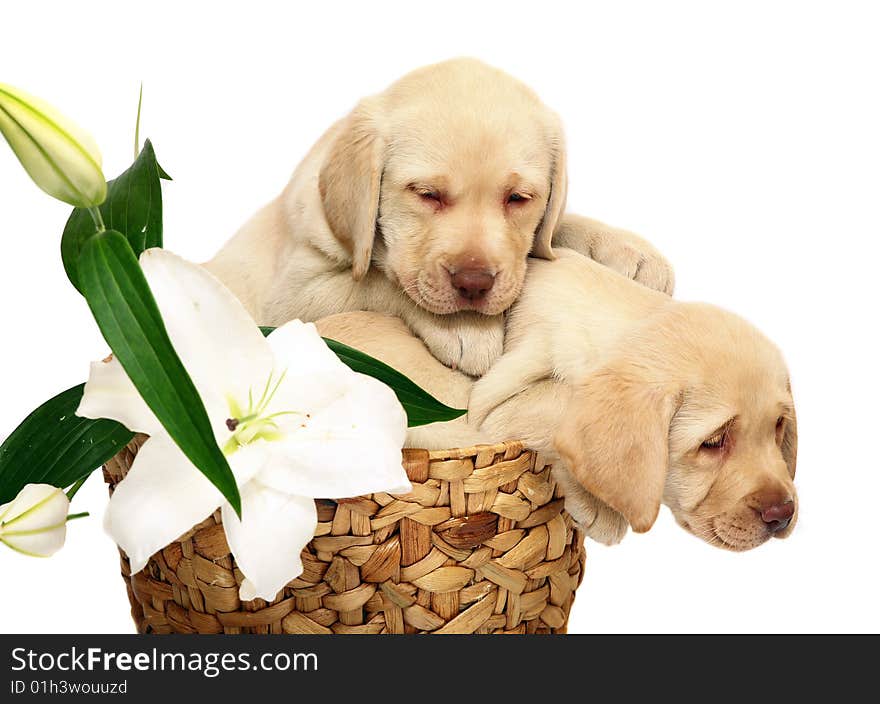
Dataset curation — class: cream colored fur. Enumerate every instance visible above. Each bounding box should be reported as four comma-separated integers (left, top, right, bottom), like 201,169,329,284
206,58,673,377
316,249,798,551
470,249,798,551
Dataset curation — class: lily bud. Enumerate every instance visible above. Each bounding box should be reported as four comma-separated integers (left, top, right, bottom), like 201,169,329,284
0,484,70,557
0,83,106,207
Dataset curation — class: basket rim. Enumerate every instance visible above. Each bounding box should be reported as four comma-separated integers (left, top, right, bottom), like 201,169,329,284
106,435,531,480
423,439,525,461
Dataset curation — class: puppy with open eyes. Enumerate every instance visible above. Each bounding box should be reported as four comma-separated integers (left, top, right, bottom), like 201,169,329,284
206,57,673,377
317,249,798,551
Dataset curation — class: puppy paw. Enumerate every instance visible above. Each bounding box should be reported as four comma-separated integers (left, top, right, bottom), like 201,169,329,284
410,314,505,377
584,502,629,546
632,250,675,296
553,215,675,295
591,238,675,296
570,492,628,545
455,324,504,377
553,465,628,545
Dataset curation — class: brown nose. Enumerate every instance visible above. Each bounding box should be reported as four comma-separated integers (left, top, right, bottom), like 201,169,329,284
450,268,495,301
761,501,794,533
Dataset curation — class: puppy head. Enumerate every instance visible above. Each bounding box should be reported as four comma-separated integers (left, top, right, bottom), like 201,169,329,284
554,303,798,551
319,58,566,314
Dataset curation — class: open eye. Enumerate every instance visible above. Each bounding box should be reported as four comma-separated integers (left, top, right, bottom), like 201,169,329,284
506,192,530,205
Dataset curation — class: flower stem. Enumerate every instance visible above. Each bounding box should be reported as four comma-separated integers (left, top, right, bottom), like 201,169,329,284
88,206,106,233
134,82,143,160
66,512,89,522
66,475,89,501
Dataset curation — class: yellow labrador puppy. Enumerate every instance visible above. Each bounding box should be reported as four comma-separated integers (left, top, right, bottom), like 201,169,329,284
208,58,673,377
469,249,798,550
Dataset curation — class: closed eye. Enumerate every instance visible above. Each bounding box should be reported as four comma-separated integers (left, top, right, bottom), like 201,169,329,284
776,415,786,444
700,419,734,453
701,430,727,450
507,192,530,205
408,184,444,205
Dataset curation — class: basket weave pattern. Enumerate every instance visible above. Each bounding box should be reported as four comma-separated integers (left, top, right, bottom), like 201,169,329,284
104,436,585,634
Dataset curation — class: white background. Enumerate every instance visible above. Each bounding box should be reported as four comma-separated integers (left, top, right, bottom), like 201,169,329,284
1,0,877,634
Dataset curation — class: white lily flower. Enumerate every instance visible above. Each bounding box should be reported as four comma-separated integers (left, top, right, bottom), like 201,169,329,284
77,249,410,602
0,83,106,207
0,484,70,557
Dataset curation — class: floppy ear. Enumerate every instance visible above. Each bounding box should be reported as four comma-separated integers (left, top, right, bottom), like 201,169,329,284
782,401,798,479
530,114,567,260
318,99,385,280
553,366,680,533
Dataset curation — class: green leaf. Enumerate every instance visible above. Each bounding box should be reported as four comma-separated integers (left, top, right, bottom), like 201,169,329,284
325,338,467,426
78,230,241,515
61,139,166,292
0,384,133,505
259,326,466,427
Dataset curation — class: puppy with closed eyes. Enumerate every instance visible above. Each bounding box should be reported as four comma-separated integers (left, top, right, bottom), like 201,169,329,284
207,57,673,377
469,249,798,550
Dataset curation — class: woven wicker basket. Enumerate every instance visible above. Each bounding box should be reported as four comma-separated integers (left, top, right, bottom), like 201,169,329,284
103,435,585,634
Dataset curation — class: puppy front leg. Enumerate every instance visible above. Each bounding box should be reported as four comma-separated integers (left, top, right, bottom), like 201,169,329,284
468,346,551,426
553,214,675,295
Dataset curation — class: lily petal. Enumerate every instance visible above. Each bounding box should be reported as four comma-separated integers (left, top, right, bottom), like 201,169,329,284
257,373,410,498
138,248,274,408
226,439,274,487
105,435,225,573
262,320,361,423
77,356,162,435
221,481,317,602
0,484,69,557
267,320,352,380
